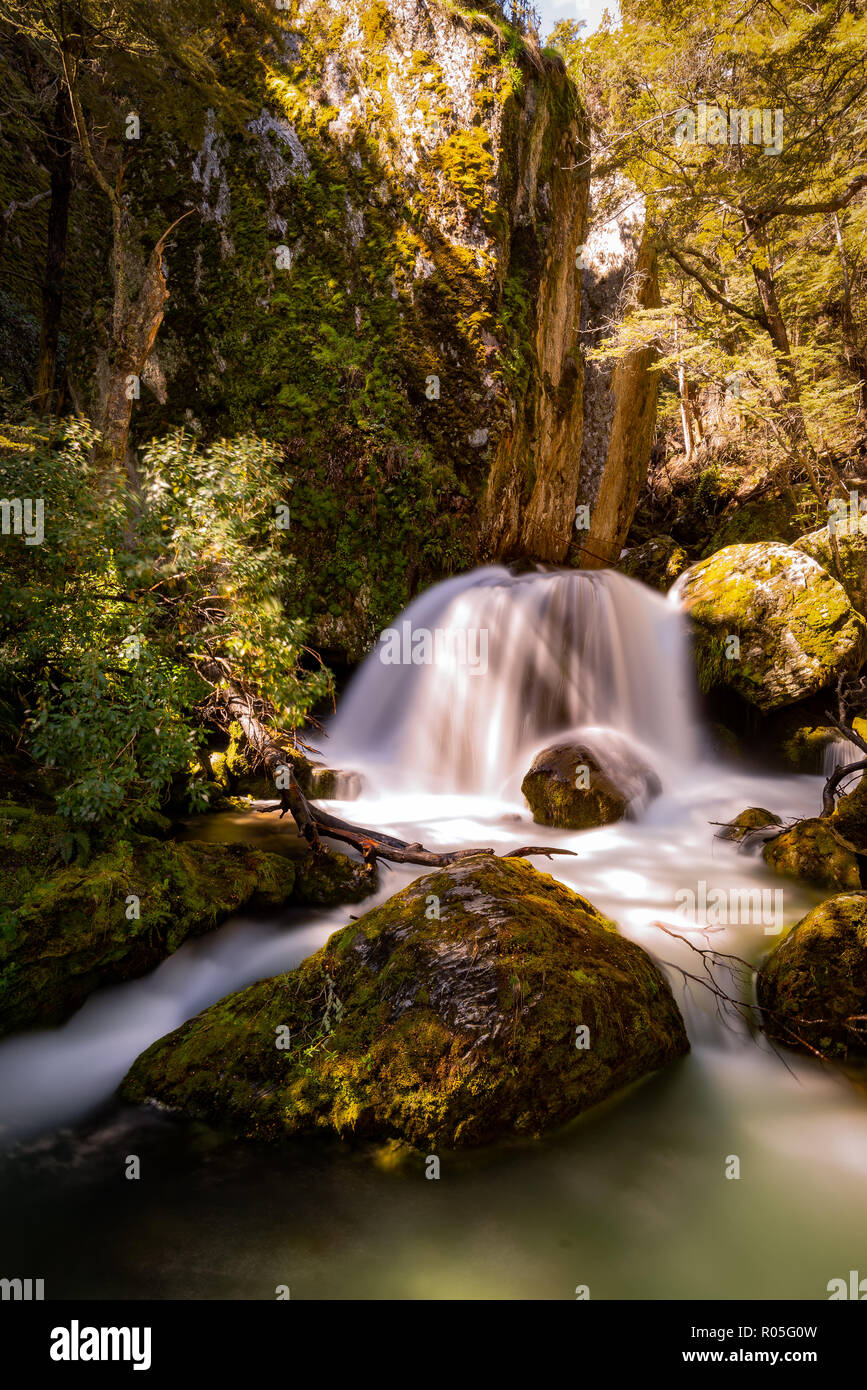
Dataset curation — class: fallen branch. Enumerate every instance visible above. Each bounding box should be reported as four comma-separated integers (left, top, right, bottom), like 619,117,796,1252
652,921,852,1062
251,797,578,868
201,666,580,868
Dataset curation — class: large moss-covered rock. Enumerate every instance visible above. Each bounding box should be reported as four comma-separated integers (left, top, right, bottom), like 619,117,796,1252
520,739,660,830
0,802,375,1036
795,513,867,617
762,816,861,891
121,854,689,1148
758,893,867,1057
619,535,688,592
676,542,867,710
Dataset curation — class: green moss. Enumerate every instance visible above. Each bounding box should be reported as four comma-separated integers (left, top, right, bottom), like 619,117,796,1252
122,854,688,1149
719,807,782,843
679,543,867,710
620,535,688,592
0,803,299,1036
758,892,867,1057
762,817,861,892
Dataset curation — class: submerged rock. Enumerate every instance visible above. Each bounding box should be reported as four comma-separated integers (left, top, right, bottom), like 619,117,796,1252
675,542,867,711
718,807,782,846
758,893,867,1057
521,738,661,830
0,802,376,1037
762,816,861,891
121,855,689,1149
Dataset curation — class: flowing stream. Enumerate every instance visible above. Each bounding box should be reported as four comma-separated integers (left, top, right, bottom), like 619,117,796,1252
2,566,866,1300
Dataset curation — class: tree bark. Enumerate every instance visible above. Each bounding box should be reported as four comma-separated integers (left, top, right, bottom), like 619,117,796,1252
833,212,867,417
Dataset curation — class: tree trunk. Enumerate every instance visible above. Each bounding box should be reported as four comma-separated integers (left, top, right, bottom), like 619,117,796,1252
97,212,192,477
745,221,821,495
833,212,867,417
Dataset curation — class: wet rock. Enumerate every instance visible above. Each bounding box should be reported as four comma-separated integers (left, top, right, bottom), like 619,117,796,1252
762,816,861,892
829,768,867,855
718,807,782,846
758,892,867,1057
676,542,867,711
0,804,296,1037
293,849,376,906
0,802,378,1036
121,854,689,1149
521,737,661,830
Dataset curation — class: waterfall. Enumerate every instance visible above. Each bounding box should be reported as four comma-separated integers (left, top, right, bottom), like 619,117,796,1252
327,565,701,795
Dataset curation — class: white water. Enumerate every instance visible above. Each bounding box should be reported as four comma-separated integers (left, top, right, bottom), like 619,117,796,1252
2,565,867,1298
328,565,699,795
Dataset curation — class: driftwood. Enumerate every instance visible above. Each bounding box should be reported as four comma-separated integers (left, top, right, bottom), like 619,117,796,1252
203,669,577,869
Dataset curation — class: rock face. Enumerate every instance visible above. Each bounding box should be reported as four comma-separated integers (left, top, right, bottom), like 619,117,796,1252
675,542,867,710
140,2,589,651
0,3,592,661
762,817,861,892
795,514,867,617
573,186,661,569
121,855,689,1148
0,802,376,1037
620,535,688,592
521,738,661,830
758,893,867,1057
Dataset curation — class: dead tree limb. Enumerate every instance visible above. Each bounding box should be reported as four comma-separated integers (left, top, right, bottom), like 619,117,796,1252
201,665,580,869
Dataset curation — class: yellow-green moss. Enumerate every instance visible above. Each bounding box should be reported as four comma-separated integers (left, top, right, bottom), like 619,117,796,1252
758,892,867,1057
122,853,689,1149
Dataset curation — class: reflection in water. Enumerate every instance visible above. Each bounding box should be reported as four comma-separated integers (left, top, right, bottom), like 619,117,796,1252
0,567,865,1298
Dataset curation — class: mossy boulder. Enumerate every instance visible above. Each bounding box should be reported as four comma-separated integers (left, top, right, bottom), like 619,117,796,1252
829,769,867,855
121,854,689,1149
292,849,376,906
620,535,689,592
521,740,661,831
719,807,782,845
762,816,861,892
0,806,290,1036
0,802,376,1036
795,513,867,617
700,495,803,557
676,542,867,710
758,893,867,1057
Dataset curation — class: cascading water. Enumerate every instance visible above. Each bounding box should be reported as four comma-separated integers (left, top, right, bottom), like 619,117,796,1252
3,566,867,1299
328,565,700,796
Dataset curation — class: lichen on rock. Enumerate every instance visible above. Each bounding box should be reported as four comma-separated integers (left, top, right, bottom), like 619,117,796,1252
675,542,867,711
121,853,689,1149
762,816,861,892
